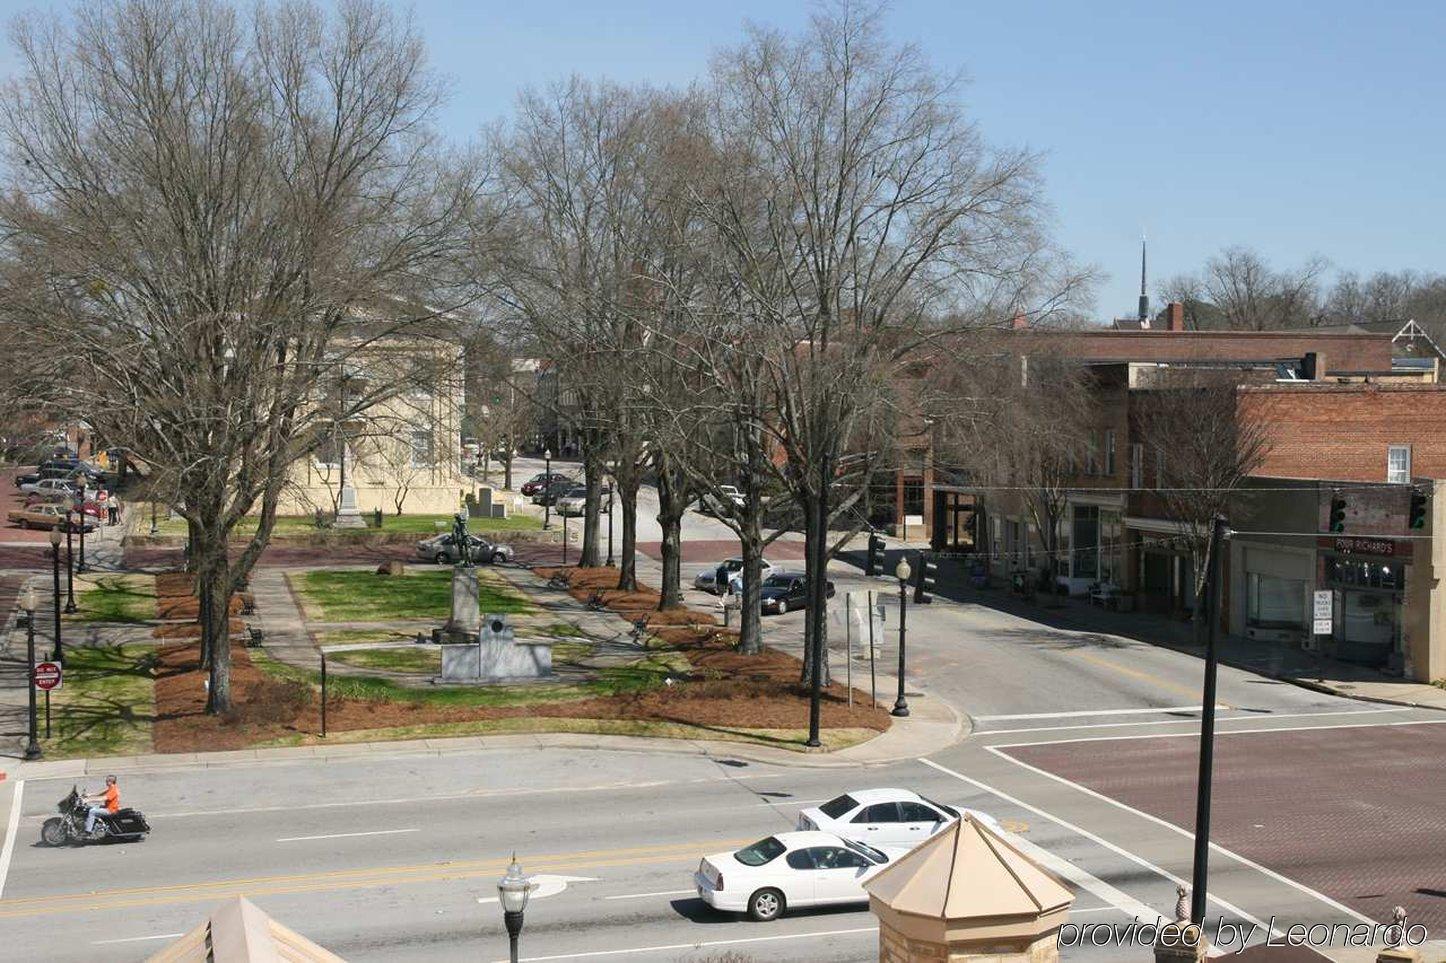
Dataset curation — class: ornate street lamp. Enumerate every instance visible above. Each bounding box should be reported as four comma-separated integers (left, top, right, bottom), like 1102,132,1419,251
542,449,552,531
21,585,42,761
63,520,77,615
74,499,89,573
49,528,64,663
893,557,912,717
497,855,536,963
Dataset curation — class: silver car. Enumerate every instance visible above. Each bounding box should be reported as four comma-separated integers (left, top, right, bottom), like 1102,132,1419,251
415,533,513,565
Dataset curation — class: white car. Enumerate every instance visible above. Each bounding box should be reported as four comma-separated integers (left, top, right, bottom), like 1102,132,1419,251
699,485,745,515
693,831,900,921
692,557,776,595
796,789,1001,848
556,483,612,517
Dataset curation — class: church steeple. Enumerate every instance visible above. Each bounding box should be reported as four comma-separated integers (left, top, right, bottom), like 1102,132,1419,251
1137,234,1150,324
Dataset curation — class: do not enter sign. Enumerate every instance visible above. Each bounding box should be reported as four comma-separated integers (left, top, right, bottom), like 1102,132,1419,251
34,662,62,691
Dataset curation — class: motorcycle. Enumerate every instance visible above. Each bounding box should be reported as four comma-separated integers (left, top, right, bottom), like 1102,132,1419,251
41,785,150,846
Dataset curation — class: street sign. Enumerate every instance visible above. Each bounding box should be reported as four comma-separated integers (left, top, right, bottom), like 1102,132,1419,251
34,661,62,691
1312,590,1333,636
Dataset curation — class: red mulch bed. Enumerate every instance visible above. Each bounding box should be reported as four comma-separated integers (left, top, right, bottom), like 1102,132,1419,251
150,566,889,753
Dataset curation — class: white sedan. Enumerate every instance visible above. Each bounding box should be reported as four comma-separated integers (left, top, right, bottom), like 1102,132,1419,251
796,788,1001,848
693,831,900,921
692,557,776,595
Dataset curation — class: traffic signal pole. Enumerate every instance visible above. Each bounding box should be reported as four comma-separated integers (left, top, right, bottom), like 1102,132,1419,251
1190,514,1229,924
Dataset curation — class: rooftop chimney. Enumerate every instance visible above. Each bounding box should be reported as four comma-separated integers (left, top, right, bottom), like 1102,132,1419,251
1158,301,1185,332
1010,312,1029,330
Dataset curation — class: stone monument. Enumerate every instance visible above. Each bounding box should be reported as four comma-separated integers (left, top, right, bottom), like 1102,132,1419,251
440,512,480,642
439,613,553,682
864,814,1074,963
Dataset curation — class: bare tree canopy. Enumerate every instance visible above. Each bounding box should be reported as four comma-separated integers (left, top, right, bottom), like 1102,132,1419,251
1159,246,1327,331
0,0,482,712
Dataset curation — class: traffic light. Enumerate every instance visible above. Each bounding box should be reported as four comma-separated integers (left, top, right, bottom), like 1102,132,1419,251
866,532,884,576
1329,495,1347,533
913,551,937,604
1409,489,1429,530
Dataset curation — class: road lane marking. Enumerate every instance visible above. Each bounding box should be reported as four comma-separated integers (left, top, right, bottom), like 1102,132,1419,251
0,780,22,900
976,705,1223,721
919,759,1282,940
497,925,879,962
0,836,756,919
92,933,185,945
978,707,1407,737
984,745,1376,925
1070,651,1233,706
601,889,694,900
986,716,1446,748
478,875,596,904
276,828,419,843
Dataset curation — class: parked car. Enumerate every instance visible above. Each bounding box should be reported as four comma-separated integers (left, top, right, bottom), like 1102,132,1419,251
556,483,612,517
693,557,777,595
693,831,902,921
796,789,1001,848
415,533,513,565
19,477,91,499
698,485,746,516
531,478,576,506
26,492,105,518
7,503,96,532
758,572,835,615
520,472,570,496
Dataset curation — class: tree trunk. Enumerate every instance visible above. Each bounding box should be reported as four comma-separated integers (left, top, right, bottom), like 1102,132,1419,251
655,463,686,609
195,537,233,715
617,470,639,591
580,447,603,567
799,487,832,689
503,449,513,490
737,525,764,654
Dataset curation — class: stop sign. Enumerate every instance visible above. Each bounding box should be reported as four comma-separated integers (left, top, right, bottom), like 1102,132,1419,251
33,662,62,691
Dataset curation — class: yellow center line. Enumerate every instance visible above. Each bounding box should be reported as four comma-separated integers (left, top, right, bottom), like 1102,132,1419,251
0,837,753,919
1070,650,1234,709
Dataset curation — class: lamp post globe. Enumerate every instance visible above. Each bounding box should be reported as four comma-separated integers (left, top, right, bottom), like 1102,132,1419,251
497,855,535,963
893,557,912,718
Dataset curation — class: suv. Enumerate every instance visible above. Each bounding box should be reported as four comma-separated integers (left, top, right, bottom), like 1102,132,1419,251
531,478,575,506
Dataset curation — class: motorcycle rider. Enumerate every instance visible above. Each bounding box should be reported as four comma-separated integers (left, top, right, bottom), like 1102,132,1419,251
81,775,120,837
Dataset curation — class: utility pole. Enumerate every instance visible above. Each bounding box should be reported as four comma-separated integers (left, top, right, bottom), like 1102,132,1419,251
1190,514,1229,924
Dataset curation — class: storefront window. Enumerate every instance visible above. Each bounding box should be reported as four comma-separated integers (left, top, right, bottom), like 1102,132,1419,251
1072,505,1099,579
1247,573,1306,629
1325,558,1404,592
1099,510,1122,584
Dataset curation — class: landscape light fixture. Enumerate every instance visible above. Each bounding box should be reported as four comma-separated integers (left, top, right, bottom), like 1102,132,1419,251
497,855,536,963
893,557,912,717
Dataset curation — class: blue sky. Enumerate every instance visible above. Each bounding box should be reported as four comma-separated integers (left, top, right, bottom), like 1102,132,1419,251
2,0,1443,317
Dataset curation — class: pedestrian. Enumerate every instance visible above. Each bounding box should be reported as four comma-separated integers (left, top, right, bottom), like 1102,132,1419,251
107,493,120,526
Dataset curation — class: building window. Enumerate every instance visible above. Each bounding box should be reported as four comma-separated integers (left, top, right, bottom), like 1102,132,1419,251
1130,443,1143,489
1103,430,1116,476
1387,445,1411,484
1071,505,1099,579
409,428,435,468
314,432,343,469
1247,573,1307,629
902,479,925,517
1084,432,1099,475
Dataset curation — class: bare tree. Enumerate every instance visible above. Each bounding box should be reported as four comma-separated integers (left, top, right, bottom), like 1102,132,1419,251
1134,370,1270,638
698,2,1075,738
1161,247,1327,330
0,0,480,712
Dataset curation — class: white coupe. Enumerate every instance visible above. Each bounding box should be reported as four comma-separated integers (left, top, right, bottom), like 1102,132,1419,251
693,831,901,921
796,788,1002,847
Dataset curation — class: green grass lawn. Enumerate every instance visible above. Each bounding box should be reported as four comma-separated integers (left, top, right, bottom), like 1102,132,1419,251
294,568,531,622
148,508,541,537
329,646,441,672
65,575,156,624
44,644,156,758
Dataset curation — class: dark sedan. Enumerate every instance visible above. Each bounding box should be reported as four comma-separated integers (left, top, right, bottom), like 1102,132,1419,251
758,572,836,616
520,472,570,496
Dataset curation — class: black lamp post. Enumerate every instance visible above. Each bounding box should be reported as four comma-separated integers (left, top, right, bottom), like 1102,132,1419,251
1189,514,1229,924
49,528,64,663
63,521,77,614
606,483,615,567
22,585,42,761
542,449,552,530
892,557,912,717
74,497,88,574
149,499,159,536
497,855,535,963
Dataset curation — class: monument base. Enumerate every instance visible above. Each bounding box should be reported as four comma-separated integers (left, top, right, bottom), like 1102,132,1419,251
442,566,481,641
335,486,367,528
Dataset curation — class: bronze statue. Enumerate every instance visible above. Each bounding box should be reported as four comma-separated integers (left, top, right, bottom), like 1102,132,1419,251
452,511,472,566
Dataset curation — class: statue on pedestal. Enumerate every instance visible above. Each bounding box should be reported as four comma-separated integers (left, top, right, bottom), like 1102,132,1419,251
452,511,473,567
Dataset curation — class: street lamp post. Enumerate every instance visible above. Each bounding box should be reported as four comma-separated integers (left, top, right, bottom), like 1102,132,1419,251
63,522,77,614
496,855,536,963
49,528,64,663
543,449,552,530
1189,514,1229,924
893,557,912,717
21,585,42,761
606,483,615,567
149,499,159,536
74,501,88,573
